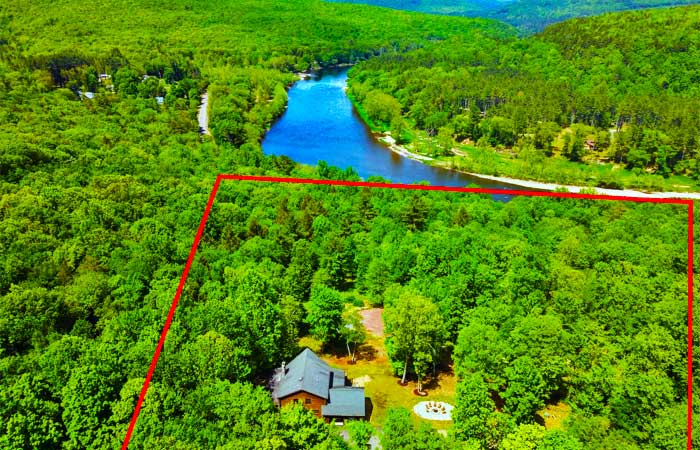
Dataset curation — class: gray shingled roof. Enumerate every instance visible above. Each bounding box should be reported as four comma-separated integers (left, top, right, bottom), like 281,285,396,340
273,348,346,400
321,387,366,417
331,368,345,388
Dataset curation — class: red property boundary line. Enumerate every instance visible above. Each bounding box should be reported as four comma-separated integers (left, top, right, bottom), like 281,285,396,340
121,174,696,449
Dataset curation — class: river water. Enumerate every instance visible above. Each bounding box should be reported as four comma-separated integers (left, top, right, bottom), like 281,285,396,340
261,68,527,200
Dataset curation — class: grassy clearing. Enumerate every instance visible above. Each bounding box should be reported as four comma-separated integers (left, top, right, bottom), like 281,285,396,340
299,315,456,430
299,311,575,434
538,402,572,430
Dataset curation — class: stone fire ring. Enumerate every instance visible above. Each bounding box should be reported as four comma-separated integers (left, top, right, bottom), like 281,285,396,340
413,401,454,421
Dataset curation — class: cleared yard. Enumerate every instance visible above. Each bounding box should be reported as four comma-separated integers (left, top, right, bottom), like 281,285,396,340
312,307,457,430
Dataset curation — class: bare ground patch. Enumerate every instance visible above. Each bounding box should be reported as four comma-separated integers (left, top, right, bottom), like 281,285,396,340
360,308,384,337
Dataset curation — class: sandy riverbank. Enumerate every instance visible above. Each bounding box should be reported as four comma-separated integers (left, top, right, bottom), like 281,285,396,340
462,172,700,199
377,134,700,199
376,134,434,162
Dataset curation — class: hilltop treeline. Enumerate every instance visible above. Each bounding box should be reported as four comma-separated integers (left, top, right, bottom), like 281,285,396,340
347,6,700,189
0,0,512,71
327,0,700,32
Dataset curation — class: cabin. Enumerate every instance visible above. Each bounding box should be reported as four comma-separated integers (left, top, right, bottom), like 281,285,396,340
270,348,366,422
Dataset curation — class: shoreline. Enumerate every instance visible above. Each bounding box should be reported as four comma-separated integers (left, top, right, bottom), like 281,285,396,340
295,63,356,80
378,133,700,199
459,172,700,199
290,65,700,199
376,133,434,162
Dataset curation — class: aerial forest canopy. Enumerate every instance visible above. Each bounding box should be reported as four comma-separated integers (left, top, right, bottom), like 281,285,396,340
0,0,512,70
0,0,698,449
326,0,700,32
4,171,697,448
347,6,700,191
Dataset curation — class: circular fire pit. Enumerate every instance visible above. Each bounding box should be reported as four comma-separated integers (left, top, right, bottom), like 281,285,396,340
413,401,454,421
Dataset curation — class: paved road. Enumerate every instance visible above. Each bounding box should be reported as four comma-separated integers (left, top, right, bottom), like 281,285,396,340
198,91,210,135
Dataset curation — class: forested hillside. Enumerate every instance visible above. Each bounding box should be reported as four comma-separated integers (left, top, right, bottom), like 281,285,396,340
0,1,510,448
327,0,700,32
117,180,698,449
0,0,698,448
494,0,699,32
347,6,700,191
326,0,504,17
0,0,512,69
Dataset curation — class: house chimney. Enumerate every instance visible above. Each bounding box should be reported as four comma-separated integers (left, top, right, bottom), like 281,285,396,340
282,361,286,373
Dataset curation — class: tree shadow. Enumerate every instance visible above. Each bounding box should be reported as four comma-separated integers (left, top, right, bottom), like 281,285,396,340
547,386,568,404
358,343,377,361
418,363,454,392
534,413,545,426
423,377,441,391
490,390,505,412
364,397,374,421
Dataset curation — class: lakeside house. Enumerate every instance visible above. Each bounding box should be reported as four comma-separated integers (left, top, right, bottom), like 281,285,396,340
270,348,366,423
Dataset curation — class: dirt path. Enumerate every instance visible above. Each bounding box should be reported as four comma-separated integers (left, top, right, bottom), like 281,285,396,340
360,308,384,337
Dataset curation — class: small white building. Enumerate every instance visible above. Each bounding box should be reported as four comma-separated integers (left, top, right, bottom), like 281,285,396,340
77,90,94,100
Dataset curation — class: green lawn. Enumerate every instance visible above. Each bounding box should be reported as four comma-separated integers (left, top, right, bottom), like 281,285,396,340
299,306,574,434
303,329,457,430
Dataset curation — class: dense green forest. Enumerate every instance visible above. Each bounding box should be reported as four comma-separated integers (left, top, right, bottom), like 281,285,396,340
1,0,698,448
327,0,700,32
347,6,700,191
0,0,512,70
80,178,700,449
0,1,505,448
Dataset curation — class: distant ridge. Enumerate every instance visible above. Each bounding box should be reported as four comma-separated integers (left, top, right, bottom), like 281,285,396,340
325,0,700,32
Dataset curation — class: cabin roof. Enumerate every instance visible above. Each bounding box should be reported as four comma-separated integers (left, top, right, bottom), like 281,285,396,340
321,387,366,417
272,348,346,400
270,349,365,418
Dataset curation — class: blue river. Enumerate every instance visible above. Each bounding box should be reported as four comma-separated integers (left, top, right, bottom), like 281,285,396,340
262,68,527,201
